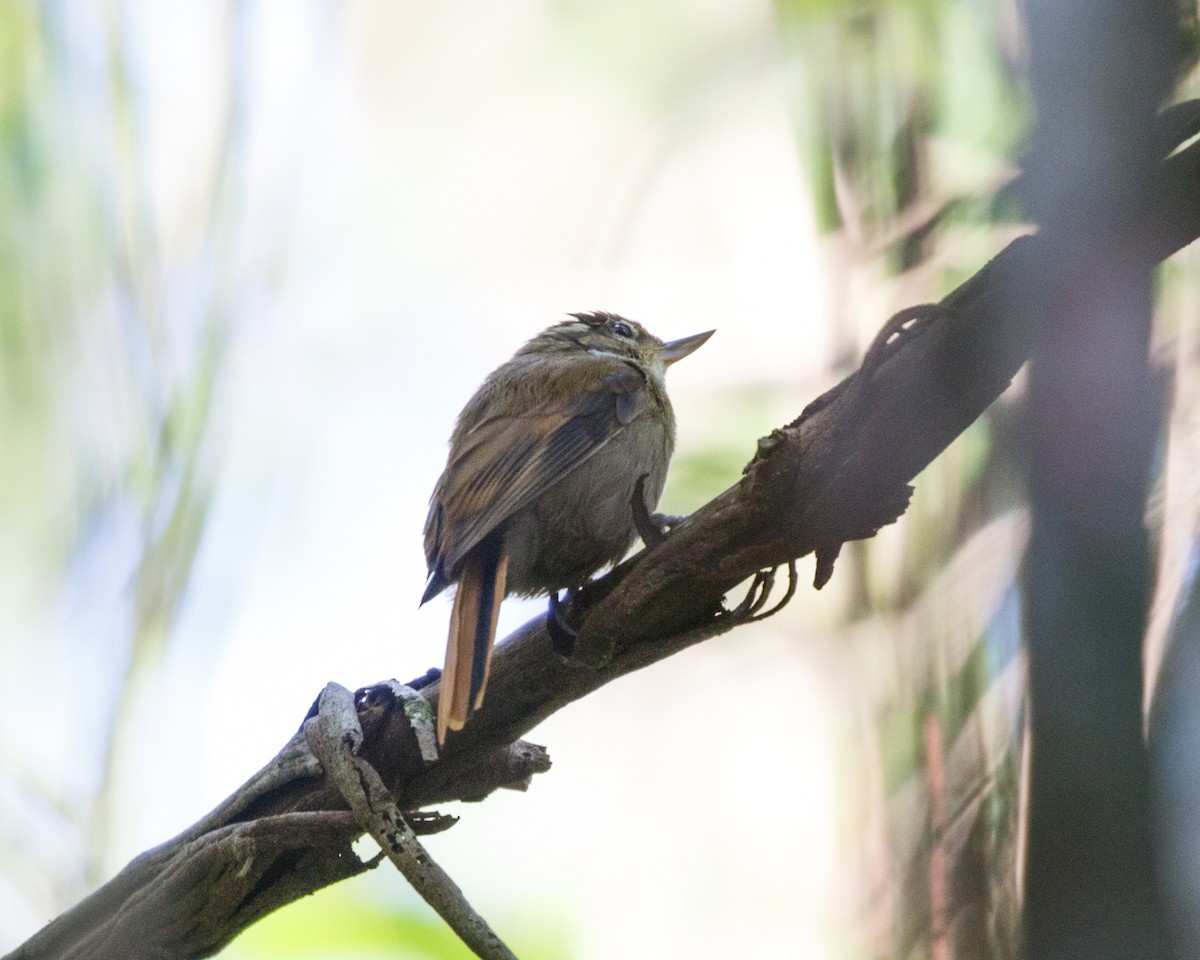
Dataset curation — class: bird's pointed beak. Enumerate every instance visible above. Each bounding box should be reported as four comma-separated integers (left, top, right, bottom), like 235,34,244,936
659,329,715,366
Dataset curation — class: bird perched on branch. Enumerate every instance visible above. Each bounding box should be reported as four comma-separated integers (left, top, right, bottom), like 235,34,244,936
422,312,713,744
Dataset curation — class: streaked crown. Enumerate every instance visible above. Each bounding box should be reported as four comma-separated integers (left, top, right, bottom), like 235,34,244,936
516,312,662,362
516,312,714,373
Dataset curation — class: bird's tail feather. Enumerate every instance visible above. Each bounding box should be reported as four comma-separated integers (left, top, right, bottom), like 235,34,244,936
438,537,508,745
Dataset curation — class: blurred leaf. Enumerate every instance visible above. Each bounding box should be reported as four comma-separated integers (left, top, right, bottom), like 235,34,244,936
223,881,572,960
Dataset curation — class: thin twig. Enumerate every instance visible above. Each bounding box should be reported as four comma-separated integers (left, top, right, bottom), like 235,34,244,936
305,683,518,960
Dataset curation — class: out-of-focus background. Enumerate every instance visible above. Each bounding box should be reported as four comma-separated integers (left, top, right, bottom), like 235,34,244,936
4,1,1199,958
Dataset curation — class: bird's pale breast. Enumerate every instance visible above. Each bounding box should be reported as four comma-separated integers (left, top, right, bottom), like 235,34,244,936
502,408,672,595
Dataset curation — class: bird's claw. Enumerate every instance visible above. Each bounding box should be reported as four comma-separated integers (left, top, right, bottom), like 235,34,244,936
721,560,799,624
405,667,443,691
547,589,579,657
650,512,683,538
861,302,946,378
632,474,680,547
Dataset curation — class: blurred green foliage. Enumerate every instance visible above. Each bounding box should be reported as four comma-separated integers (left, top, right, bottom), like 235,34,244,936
223,879,571,960
768,2,1034,957
776,0,1025,242
1,0,234,901
5,0,1198,958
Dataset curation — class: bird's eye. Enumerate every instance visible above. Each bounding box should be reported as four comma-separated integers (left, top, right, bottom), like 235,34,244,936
610,320,634,338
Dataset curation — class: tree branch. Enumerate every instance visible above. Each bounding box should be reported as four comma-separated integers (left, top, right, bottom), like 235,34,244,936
10,115,1200,960
304,683,517,960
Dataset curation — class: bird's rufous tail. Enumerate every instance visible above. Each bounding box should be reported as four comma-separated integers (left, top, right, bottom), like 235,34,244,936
438,537,508,745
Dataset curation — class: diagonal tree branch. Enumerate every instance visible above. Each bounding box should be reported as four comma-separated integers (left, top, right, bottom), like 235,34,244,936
9,117,1200,960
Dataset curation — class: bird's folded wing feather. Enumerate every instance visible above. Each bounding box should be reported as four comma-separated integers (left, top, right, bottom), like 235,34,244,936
425,355,648,581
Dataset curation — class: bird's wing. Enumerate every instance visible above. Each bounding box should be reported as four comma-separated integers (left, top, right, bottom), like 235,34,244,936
423,355,649,594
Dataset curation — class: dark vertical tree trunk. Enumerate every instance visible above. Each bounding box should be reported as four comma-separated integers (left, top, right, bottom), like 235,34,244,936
1019,3,1182,958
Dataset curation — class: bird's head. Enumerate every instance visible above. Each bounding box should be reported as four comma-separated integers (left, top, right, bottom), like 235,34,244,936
520,311,713,375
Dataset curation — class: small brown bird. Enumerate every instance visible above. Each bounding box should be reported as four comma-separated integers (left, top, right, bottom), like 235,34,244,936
422,312,713,744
